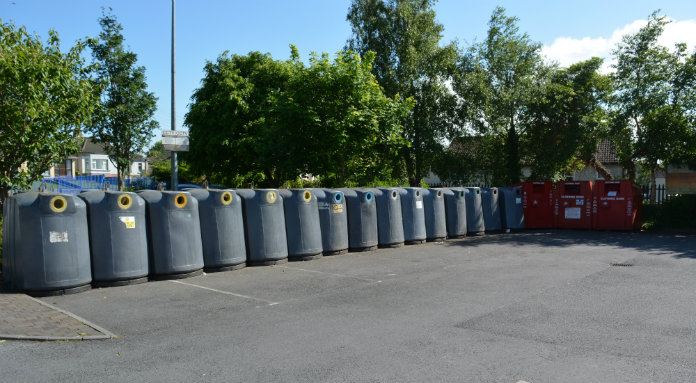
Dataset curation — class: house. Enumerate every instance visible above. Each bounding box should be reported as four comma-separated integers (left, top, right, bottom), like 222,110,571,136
665,165,696,194
45,137,148,178
570,140,628,181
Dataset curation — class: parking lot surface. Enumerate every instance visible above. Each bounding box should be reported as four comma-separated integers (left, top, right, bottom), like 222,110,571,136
1,231,695,383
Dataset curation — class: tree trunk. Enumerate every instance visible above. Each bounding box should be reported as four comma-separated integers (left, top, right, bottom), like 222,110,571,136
263,169,277,188
624,160,636,181
649,166,657,204
504,125,521,185
117,166,125,191
0,187,10,214
403,145,416,186
587,157,613,180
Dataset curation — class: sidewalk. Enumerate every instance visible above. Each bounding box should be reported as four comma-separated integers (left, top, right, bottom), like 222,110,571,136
0,290,115,341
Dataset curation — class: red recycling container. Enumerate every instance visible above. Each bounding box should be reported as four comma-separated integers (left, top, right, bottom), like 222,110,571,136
592,180,643,231
554,181,593,230
522,181,555,229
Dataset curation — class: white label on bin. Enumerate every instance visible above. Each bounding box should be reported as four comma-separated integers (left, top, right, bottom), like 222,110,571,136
416,200,423,209
576,199,584,206
49,231,69,243
515,197,522,204
119,216,136,229
608,191,617,197
564,207,581,219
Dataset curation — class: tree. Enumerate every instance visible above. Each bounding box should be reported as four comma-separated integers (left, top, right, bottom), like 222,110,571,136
611,11,696,202
524,58,612,180
185,47,412,187
346,0,459,185
0,20,96,205
453,7,543,185
185,50,297,187
278,50,412,186
88,10,158,191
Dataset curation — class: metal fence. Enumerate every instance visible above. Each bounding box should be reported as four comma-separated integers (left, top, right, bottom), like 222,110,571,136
26,175,156,195
428,182,492,188
641,184,672,205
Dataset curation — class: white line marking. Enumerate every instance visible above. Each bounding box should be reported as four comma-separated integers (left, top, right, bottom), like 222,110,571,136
31,296,116,339
275,265,377,282
168,280,278,306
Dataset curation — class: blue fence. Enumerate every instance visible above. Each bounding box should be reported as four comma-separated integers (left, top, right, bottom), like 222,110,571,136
27,175,156,195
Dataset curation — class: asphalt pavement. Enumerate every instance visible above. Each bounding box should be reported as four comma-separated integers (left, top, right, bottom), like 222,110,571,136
1,230,695,383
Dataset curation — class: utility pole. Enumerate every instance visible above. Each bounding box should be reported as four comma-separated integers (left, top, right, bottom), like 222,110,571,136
170,0,178,191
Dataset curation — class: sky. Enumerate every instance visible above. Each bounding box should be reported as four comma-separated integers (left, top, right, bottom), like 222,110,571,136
3,0,696,147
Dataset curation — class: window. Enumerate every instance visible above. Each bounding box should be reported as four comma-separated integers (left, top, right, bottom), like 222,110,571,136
597,172,604,180
92,159,109,171
138,163,143,173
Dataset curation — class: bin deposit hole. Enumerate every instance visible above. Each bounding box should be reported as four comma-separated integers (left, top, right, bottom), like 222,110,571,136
175,194,187,208
50,196,67,213
118,195,132,209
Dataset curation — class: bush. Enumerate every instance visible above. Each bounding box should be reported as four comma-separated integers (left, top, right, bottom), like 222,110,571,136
642,195,696,230
0,214,3,276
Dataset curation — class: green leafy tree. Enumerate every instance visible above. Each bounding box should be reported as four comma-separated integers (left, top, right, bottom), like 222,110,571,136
453,7,543,185
185,50,297,187
0,20,96,205
279,50,412,186
88,10,158,191
673,51,696,168
346,0,459,185
524,58,612,180
611,11,696,202
185,47,412,187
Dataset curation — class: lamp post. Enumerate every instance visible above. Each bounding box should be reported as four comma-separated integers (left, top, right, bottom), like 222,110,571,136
170,0,178,191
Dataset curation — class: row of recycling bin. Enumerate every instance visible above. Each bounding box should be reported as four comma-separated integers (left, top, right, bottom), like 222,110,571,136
2,187,525,296
521,180,643,231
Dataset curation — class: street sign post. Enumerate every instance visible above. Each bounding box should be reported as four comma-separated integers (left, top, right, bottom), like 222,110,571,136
162,130,189,152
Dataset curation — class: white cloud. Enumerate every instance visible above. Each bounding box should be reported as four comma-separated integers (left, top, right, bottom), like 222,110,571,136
542,18,696,73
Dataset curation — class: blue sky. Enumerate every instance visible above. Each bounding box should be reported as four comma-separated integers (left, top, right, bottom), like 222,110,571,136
3,0,696,147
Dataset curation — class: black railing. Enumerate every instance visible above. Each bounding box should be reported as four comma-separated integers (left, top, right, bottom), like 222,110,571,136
428,182,492,188
642,184,671,205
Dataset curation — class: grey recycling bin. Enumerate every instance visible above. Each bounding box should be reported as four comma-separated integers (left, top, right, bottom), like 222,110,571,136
372,188,405,248
338,188,378,252
422,188,447,242
499,186,525,230
278,189,323,261
189,189,247,271
481,187,503,232
235,189,288,265
442,188,467,238
138,190,204,279
2,192,91,295
313,189,348,255
398,187,427,245
79,191,149,286
462,187,485,235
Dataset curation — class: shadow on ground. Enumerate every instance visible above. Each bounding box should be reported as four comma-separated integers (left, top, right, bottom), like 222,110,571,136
445,230,696,259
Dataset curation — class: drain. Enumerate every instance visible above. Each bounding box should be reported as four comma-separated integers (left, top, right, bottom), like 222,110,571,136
610,263,634,267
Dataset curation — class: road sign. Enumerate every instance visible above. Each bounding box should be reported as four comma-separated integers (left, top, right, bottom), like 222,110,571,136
162,130,189,152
